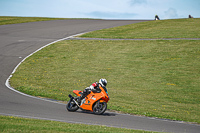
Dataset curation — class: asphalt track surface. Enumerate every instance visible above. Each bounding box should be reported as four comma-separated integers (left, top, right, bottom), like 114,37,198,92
0,19,199,133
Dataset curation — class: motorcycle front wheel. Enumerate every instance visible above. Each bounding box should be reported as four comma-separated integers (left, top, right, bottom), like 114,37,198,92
93,101,107,115
66,99,79,112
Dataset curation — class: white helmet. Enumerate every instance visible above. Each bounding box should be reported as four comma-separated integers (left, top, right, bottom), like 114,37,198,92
99,79,107,87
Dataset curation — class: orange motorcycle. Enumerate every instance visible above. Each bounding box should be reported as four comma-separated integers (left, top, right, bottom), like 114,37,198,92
66,86,109,115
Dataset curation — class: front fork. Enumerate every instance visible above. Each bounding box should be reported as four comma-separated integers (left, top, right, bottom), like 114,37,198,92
97,100,100,107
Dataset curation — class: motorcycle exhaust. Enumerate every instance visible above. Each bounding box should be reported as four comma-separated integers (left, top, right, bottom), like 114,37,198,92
68,94,80,107
68,94,73,99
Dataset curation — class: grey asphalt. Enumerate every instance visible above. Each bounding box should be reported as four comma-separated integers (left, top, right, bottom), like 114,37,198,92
0,19,199,133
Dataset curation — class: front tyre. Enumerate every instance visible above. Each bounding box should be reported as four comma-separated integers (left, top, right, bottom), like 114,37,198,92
93,102,107,115
66,99,79,112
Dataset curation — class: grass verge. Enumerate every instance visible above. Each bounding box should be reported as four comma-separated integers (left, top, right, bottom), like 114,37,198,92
80,18,200,39
0,16,70,25
10,39,200,123
0,115,159,133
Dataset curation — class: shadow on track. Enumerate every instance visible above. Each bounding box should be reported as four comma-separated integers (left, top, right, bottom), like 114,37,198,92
73,109,116,116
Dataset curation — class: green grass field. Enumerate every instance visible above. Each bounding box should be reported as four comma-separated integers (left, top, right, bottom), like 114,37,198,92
80,18,200,39
0,115,159,133
6,18,200,124
10,39,200,123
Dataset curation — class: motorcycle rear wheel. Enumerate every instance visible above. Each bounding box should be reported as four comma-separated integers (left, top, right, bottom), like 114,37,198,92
66,99,79,112
93,102,107,115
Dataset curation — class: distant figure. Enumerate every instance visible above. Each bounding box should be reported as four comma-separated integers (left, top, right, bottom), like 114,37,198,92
155,15,160,20
189,15,193,18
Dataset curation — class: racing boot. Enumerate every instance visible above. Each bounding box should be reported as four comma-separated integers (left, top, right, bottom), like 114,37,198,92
77,89,90,104
77,93,86,104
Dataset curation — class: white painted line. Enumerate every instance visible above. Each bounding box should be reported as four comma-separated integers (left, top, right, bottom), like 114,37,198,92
0,113,150,130
5,33,86,104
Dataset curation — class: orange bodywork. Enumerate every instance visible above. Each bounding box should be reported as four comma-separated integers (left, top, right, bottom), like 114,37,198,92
73,86,109,111
73,90,82,97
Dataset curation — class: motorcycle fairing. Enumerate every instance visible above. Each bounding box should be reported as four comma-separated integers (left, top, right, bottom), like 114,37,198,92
80,92,106,111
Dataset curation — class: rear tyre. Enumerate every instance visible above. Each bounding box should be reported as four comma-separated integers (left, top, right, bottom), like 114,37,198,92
93,101,107,115
66,99,79,112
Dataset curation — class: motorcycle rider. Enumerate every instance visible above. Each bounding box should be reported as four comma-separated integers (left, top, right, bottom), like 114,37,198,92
77,79,107,103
